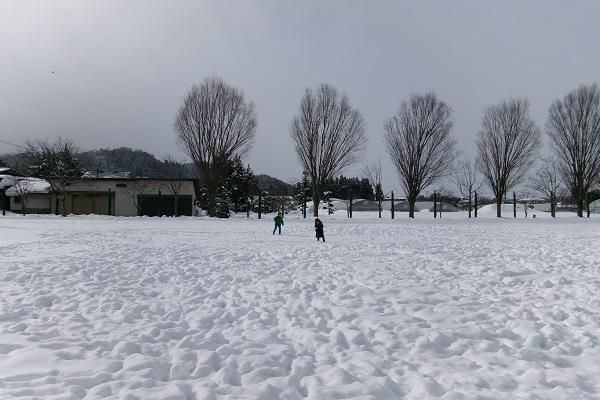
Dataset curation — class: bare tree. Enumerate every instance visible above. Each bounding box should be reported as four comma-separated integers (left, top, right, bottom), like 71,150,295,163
26,137,83,216
529,158,562,217
175,77,257,217
546,84,600,217
362,160,383,218
163,157,188,216
477,98,540,218
291,83,366,216
124,179,150,216
385,92,457,218
12,178,31,215
452,159,482,218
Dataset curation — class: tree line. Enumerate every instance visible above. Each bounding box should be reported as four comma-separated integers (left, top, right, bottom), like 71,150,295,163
175,76,600,218
5,77,599,219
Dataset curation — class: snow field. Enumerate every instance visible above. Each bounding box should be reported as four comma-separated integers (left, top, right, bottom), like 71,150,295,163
1,213,600,399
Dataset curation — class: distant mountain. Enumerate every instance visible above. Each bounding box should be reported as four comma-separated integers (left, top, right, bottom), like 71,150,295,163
77,148,195,178
1,147,195,178
1,147,291,193
257,174,294,195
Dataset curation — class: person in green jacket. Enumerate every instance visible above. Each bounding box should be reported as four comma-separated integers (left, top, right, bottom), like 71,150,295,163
273,212,284,235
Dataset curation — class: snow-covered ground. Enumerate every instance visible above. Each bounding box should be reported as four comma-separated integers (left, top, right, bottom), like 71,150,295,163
1,212,600,399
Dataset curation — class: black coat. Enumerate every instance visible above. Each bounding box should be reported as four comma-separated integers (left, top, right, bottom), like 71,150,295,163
315,219,324,237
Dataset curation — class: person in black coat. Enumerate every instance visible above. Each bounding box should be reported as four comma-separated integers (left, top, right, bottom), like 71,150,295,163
314,218,325,242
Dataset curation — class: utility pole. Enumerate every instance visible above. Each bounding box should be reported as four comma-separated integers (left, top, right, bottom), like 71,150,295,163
157,189,161,217
349,193,352,218
108,188,112,216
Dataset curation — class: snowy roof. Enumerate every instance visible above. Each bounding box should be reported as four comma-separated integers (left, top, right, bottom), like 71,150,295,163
82,170,131,179
0,167,24,177
518,197,546,202
4,177,51,196
0,175,15,189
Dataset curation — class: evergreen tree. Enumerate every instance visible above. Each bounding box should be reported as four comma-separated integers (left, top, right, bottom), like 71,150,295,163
327,176,374,200
294,171,312,215
220,156,258,212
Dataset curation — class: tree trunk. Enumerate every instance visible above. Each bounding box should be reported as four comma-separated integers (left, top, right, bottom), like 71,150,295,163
468,190,472,218
61,195,67,217
174,194,179,217
576,181,584,217
409,201,415,218
378,197,382,218
207,184,217,217
313,191,320,217
496,194,502,218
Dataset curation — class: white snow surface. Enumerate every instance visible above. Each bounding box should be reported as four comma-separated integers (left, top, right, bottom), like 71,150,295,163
1,212,600,399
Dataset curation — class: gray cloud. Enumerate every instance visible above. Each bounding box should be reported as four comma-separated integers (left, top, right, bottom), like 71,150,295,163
1,0,599,192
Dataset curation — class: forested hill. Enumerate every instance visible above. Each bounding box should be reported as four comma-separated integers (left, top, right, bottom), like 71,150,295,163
1,147,293,190
77,148,195,178
256,174,295,195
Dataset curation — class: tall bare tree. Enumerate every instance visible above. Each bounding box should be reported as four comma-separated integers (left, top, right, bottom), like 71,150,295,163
529,158,562,217
384,92,457,218
546,84,600,217
362,160,383,218
477,98,540,218
26,137,83,216
291,83,366,216
175,77,257,217
452,159,482,218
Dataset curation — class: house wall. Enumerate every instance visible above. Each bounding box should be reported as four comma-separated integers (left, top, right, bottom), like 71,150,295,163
49,179,196,216
10,194,51,213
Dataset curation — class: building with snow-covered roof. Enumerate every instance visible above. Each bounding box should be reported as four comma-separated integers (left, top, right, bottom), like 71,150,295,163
5,177,52,214
4,176,197,217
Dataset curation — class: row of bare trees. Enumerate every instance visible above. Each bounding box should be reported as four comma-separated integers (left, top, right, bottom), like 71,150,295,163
473,84,600,218
174,77,600,218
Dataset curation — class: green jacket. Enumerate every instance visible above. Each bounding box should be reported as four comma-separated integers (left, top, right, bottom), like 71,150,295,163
274,215,284,226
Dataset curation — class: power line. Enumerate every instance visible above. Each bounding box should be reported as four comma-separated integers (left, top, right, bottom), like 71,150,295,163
0,139,25,150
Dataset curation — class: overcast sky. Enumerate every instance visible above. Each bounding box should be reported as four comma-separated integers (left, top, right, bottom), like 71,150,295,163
1,1,599,193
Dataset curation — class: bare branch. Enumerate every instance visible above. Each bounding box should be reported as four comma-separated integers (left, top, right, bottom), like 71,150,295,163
174,77,257,216
546,83,600,217
529,158,562,199
25,137,83,216
291,83,366,216
476,98,540,217
385,92,457,218
12,178,31,215
452,159,482,199
451,159,482,218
